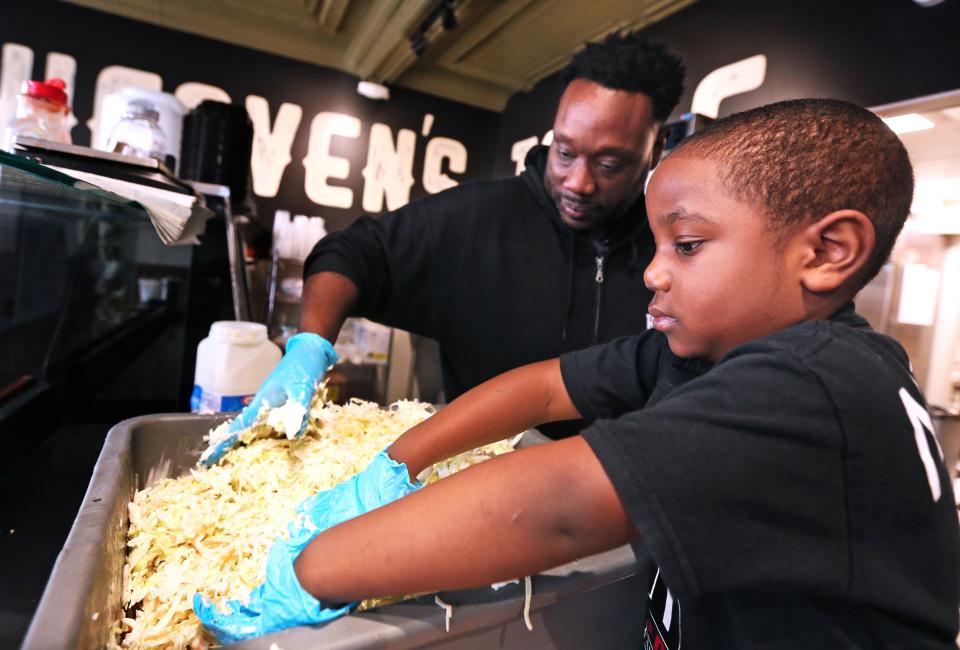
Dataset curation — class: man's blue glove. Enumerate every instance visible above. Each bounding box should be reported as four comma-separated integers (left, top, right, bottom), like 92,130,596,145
201,333,337,466
194,450,421,643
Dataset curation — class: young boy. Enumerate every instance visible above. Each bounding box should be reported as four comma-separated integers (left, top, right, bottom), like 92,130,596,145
200,99,960,648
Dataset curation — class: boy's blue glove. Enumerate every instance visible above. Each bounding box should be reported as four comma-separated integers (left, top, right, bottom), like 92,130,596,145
201,333,337,466
285,449,422,555
193,450,421,643
193,539,354,644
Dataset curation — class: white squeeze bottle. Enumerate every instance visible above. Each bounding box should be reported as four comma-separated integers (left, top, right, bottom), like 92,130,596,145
190,321,281,413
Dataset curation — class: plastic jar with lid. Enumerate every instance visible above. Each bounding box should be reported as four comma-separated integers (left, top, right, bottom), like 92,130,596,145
190,321,281,413
2,78,72,151
107,98,167,160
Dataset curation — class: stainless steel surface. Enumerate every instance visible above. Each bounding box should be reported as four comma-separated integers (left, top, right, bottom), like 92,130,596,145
183,181,230,198
224,204,253,322
266,256,304,343
13,135,163,170
21,415,646,649
184,181,253,322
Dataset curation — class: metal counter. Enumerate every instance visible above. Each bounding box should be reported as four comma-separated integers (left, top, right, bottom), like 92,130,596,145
22,414,647,649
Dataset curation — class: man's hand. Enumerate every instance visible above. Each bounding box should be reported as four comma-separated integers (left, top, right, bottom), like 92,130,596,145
193,450,420,642
201,333,338,466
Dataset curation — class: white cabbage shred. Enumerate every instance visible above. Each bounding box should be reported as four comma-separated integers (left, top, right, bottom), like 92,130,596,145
110,397,517,649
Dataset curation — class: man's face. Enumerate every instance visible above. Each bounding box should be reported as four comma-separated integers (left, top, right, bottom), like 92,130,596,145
544,79,662,231
643,154,808,362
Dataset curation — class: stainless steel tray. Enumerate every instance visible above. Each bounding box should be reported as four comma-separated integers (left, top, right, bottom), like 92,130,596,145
22,414,647,649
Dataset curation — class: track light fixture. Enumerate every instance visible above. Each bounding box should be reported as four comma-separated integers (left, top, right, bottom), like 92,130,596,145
410,32,429,57
409,0,458,56
441,0,457,30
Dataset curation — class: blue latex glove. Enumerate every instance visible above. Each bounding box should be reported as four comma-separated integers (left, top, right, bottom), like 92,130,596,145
201,333,337,466
193,540,353,644
285,449,422,556
194,450,420,643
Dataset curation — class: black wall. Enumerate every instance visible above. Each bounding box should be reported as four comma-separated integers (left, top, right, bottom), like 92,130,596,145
6,0,960,217
0,0,500,231
494,0,960,176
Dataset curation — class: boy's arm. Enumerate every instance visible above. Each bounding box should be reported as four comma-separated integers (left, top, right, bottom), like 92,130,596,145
388,359,580,477
295,435,637,602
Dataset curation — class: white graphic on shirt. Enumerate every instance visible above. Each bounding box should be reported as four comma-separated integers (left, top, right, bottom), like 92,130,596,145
646,567,681,649
898,387,944,501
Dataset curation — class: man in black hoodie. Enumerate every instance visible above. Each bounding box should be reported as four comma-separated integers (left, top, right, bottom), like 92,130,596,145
208,32,684,460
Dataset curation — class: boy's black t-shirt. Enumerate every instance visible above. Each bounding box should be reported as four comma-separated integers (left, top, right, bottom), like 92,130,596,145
560,305,960,649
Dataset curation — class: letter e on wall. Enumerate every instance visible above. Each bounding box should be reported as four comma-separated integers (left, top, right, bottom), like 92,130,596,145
304,111,360,210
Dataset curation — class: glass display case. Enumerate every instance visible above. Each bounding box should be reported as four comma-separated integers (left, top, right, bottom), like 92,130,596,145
1,152,184,397
0,152,236,463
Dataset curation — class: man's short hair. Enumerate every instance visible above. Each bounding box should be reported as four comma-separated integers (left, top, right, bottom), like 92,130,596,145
561,31,685,122
672,98,914,284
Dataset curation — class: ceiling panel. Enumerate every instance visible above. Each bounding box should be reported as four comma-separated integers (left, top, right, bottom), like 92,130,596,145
442,0,655,81
63,0,694,111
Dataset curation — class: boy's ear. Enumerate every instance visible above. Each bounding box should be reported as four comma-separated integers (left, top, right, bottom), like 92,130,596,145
799,209,875,293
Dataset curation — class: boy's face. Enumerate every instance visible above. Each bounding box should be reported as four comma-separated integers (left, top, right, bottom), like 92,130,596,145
643,154,808,362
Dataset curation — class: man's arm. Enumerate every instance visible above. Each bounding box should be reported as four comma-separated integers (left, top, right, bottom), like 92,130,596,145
298,271,361,342
388,359,580,477
294,435,638,602
301,191,458,342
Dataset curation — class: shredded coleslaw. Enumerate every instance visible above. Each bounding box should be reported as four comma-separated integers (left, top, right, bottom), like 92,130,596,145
110,398,517,649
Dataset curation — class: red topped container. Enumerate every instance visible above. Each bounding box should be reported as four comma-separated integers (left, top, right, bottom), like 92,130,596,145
2,77,72,151
20,78,69,107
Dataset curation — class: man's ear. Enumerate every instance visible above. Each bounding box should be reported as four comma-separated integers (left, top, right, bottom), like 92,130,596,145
799,209,875,293
649,125,667,169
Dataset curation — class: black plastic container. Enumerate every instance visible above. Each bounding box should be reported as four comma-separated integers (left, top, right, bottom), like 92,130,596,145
179,100,254,213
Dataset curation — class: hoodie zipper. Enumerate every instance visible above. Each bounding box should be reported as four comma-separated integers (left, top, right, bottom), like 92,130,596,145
593,255,605,344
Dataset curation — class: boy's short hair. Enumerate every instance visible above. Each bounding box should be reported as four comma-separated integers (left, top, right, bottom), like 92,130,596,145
672,98,914,284
561,31,685,122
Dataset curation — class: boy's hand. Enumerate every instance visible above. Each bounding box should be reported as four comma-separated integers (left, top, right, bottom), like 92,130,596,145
201,333,337,466
286,450,421,555
193,450,420,642
192,539,353,644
